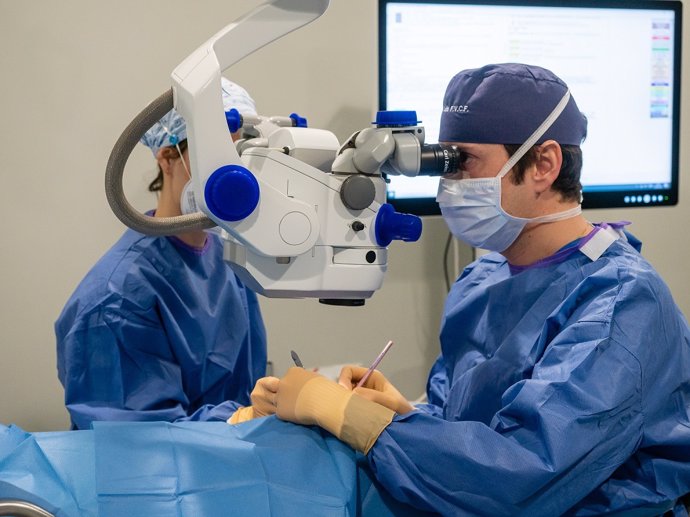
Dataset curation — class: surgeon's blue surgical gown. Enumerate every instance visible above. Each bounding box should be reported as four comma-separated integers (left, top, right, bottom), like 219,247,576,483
368,230,690,516
55,229,267,430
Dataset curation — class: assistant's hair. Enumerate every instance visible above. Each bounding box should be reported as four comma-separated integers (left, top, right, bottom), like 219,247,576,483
148,139,189,192
504,143,583,203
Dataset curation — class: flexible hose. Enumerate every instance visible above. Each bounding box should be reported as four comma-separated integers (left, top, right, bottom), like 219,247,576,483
105,88,216,235
0,500,55,517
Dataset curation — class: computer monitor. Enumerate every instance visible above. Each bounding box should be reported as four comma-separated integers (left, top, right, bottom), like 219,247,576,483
379,0,682,215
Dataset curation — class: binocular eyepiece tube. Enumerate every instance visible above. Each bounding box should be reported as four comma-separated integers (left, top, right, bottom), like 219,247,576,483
419,143,463,176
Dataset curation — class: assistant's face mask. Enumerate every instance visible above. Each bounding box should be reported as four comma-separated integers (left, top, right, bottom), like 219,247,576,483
180,180,197,216
175,143,197,215
176,145,226,237
180,181,223,237
436,89,581,252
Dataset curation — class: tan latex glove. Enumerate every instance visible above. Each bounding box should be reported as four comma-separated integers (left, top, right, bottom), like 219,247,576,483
275,367,394,454
338,365,414,415
228,376,280,424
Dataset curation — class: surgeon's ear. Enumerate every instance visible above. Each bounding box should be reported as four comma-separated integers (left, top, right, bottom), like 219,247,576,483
532,140,562,193
156,147,178,176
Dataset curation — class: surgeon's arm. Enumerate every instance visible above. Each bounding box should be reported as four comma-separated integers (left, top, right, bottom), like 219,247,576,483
364,337,648,514
276,368,397,454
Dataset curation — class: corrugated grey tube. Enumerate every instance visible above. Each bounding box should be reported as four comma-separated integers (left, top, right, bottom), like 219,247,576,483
0,500,55,517
105,88,216,235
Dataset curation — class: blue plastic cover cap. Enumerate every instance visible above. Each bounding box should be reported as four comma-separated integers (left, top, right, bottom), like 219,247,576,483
225,108,242,134
289,113,308,128
204,165,260,221
374,111,421,127
375,203,423,246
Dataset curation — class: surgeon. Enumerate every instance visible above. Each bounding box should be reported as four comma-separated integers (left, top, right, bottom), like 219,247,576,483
272,64,690,515
56,77,277,430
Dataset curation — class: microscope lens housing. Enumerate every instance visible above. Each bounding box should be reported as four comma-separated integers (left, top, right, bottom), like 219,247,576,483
419,144,463,176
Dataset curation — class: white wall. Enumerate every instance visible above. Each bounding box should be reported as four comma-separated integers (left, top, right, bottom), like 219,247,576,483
1,0,688,432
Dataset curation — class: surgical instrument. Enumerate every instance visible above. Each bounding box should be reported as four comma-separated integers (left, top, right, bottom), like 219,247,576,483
291,350,304,368
356,340,394,388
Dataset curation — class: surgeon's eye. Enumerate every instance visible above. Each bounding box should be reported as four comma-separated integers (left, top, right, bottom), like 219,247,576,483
443,151,478,179
440,151,469,178
457,151,469,167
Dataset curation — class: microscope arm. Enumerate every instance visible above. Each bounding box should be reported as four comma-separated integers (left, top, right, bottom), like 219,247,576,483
171,0,330,257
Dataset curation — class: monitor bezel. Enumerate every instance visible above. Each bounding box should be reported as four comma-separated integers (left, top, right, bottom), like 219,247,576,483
379,0,682,215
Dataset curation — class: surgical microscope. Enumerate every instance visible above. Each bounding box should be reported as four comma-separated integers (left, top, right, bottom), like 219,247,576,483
104,0,463,306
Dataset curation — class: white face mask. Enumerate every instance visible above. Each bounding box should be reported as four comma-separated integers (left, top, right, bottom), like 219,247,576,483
180,180,197,216
437,176,581,252
174,144,197,215
180,181,223,237
436,89,581,252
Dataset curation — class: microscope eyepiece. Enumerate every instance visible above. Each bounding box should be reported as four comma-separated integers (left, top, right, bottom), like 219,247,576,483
419,143,463,176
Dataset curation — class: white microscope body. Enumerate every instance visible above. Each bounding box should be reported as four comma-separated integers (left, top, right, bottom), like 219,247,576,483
215,115,393,302
169,0,424,303
107,0,431,304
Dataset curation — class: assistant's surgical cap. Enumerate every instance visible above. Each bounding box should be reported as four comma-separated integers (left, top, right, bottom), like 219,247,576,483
140,77,257,156
439,63,587,145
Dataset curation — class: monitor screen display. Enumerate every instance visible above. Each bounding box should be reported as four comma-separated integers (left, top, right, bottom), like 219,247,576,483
379,0,682,215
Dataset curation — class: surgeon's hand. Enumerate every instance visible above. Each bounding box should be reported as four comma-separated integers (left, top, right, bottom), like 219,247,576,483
338,366,414,415
275,367,395,454
228,376,280,424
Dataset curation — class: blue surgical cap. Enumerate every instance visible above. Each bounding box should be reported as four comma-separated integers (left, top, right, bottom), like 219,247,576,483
439,63,587,145
140,77,257,156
